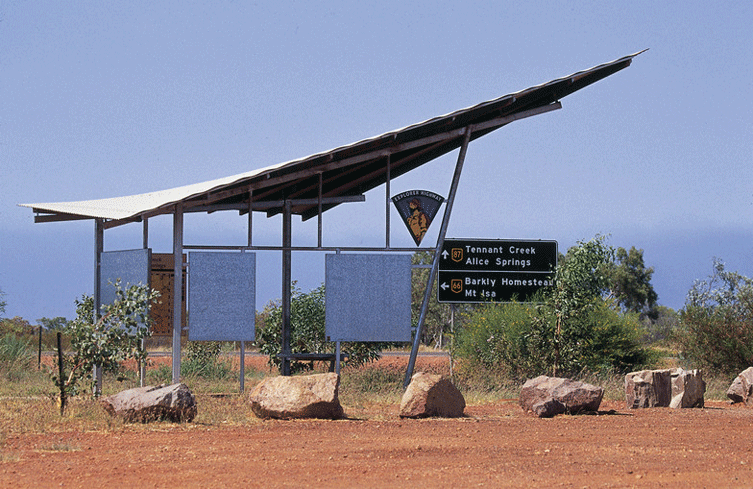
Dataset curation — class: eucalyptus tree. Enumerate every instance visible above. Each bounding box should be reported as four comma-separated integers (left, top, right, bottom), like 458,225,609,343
607,246,658,319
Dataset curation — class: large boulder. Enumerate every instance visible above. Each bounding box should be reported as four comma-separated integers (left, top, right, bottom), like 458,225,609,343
100,383,197,423
519,376,603,418
670,369,705,408
625,368,705,409
400,372,465,418
625,369,673,408
249,373,344,419
727,367,753,405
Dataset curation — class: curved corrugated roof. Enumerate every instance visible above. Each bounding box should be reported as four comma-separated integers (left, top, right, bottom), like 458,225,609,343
21,50,644,227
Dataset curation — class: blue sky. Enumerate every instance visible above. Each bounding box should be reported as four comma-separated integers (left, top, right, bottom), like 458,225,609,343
1,1,751,321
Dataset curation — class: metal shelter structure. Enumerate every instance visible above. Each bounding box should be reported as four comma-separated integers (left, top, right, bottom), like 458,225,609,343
21,51,642,387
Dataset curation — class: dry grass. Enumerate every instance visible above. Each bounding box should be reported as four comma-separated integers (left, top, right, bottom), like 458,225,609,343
0,352,742,441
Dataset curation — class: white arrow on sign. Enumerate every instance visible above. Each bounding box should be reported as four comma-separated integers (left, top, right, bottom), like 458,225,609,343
441,250,449,259
440,282,449,291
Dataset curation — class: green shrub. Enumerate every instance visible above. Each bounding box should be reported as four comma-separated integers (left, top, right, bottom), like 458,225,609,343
454,299,654,382
146,363,172,385
255,283,385,373
571,300,656,373
0,334,34,380
181,341,233,380
453,302,538,381
676,260,753,375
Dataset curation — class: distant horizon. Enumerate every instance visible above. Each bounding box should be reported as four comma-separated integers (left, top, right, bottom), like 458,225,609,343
3,217,751,322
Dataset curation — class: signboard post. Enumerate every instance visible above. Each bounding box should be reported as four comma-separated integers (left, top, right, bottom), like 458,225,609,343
437,239,557,303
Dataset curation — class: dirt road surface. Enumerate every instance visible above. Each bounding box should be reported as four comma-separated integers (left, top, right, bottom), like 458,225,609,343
3,355,753,488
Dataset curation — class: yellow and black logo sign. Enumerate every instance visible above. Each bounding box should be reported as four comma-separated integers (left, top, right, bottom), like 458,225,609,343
451,248,463,263
391,190,444,246
450,279,462,294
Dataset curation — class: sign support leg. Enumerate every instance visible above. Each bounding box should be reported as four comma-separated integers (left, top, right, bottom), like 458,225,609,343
335,341,341,375
239,341,245,393
93,218,103,396
281,200,292,376
140,218,148,387
404,128,472,388
172,203,183,384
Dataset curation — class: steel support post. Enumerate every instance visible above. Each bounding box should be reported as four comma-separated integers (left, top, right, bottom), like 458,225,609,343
404,128,472,388
93,218,104,396
317,173,323,248
385,154,391,248
172,203,183,384
140,217,149,387
240,193,253,393
142,218,149,250
239,340,245,393
281,200,292,376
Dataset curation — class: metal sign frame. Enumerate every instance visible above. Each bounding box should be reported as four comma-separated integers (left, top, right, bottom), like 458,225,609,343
27,52,641,392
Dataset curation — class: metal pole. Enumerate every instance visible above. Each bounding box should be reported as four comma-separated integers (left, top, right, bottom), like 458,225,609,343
172,203,183,384
404,128,472,388
57,332,66,416
93,218,104,396
242,192,252,393
247,190,253,247
385,155,391,249
335,341,341,375
239,341,245,393
140,217,148,387
449,304,456,381
37,326,42,368
281,199,292,376
317,173,323,248
142,218,149,250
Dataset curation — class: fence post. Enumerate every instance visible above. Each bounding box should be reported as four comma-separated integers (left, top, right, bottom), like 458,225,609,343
38,326,43,368
57,332,66,416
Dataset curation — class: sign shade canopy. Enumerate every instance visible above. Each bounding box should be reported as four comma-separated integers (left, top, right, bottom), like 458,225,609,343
20,52,644,229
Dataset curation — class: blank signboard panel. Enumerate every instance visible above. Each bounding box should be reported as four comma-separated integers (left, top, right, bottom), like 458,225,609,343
100,249,152,308
325,254,411,342
188,252,256,341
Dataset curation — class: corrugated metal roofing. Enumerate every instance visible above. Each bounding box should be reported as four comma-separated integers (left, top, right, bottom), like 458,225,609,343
20,51,644,228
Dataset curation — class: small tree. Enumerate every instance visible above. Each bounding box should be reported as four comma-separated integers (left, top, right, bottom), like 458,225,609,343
53,281,160,403
539,235,615,375
606,246,658,319
37,317,71,331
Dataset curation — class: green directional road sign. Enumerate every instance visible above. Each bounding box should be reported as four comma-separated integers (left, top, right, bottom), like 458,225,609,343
437,239,557,303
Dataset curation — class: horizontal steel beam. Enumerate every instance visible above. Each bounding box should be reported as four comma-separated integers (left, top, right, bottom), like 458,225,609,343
181,244,435,252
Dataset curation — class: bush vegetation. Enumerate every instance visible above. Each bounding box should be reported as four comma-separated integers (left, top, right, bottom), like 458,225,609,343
0,333,34,381
255,283,390,373
452,237,657,383
453,299,655,384
181,341,233,380
675,259,753,375
54,282,160,402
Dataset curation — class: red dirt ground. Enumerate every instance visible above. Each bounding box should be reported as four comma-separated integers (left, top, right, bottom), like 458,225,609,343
3,355,753,488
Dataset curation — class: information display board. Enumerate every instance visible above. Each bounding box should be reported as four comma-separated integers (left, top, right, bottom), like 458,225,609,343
99,249,152,331
100,249,152,309
437,239,557,303
325,254,412,342
188,252,256,341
